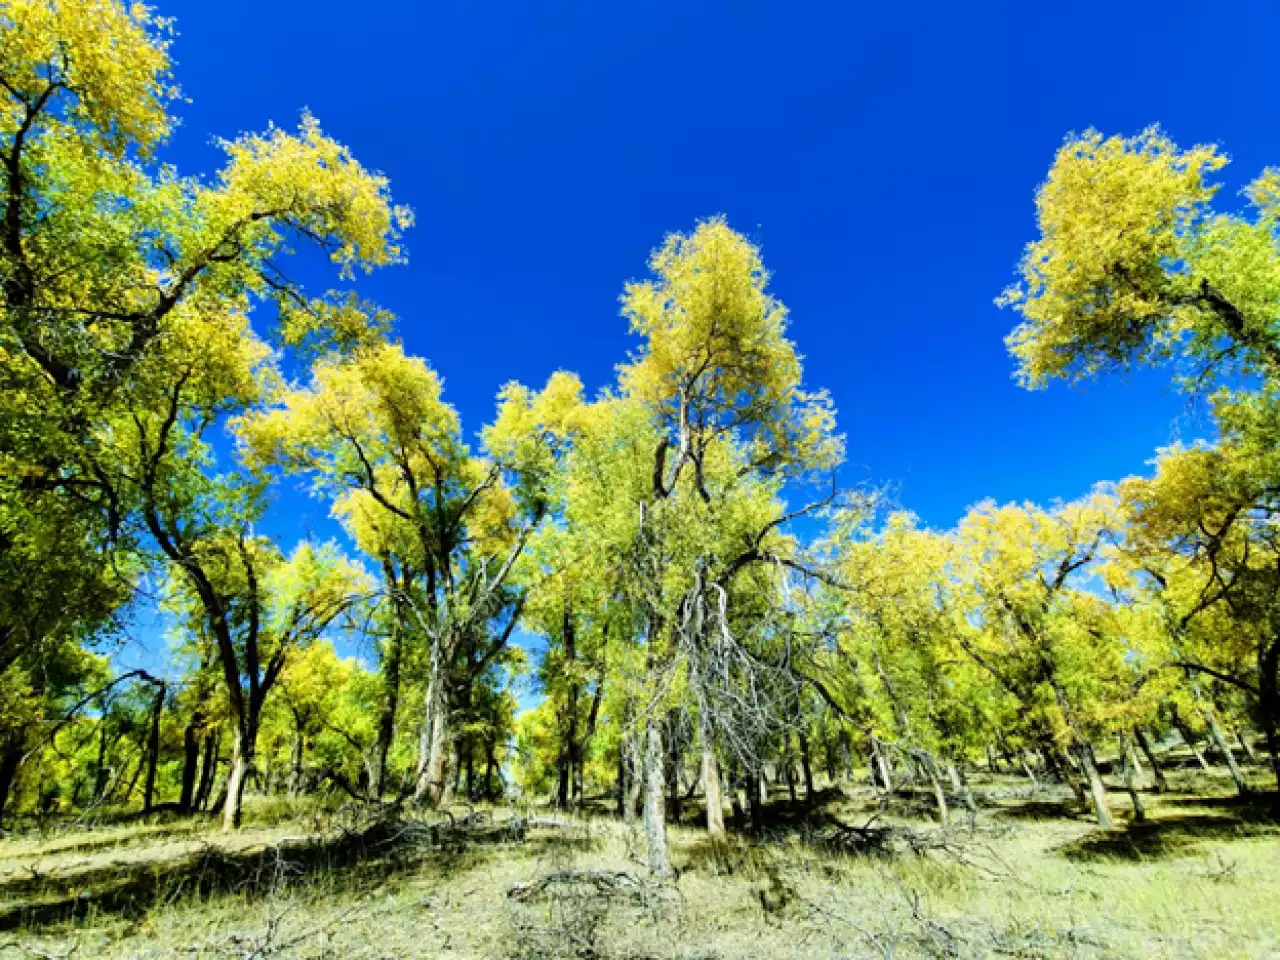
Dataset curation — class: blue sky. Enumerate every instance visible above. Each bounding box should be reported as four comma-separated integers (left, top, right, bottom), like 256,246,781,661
127,0,1277,674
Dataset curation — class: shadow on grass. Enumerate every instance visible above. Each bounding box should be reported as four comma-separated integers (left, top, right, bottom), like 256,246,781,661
0,818,215,864
0,815,515,933
1058,805,1280,863
995,799,1089,823
1158,791,1280,821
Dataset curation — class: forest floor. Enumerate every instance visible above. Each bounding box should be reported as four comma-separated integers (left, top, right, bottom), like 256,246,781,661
0,758,1278,959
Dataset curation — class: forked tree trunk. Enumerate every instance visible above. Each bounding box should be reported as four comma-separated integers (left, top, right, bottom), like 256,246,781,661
871,737,893,792
643,720,670,875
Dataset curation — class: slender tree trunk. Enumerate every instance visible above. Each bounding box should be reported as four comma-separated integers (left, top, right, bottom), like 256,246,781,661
1201,703,1248,795
371,616,405,800
702,741,725,839
120,752,144,806
920,752,948,825
143,681,165,814
784,732,797,805
1119,734,1146,822
799,733,815,805
195,732,219,812
1237,728,1258,763
288,726,304,799
179,711,202,812
625,740,642,822
1134,728,1167,792
94,720,112,802
953,762,978,815
1171,705,1210,772
643,720,670,875
746,764,765,833
1077,742,1114,829
870,736,893,792
1018,753,1038,787
726,758,745,828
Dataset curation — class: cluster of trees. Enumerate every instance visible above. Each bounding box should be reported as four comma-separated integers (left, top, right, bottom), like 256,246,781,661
4,2,1280,877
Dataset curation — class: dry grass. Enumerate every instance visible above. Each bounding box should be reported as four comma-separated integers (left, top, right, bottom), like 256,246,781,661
1,765,1278,959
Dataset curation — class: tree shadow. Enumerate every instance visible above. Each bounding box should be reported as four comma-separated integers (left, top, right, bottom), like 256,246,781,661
992,798,1086,822
1158,791,1280,822
1057,809,1280,863
0,815,516,932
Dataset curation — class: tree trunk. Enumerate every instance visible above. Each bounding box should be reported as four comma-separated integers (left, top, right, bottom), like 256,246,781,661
920,752,948,825
143,681,165,814
666,712,682,824
222,728,253,831
195,732,219,812
413,646,451,806
1257,643,1280,795
702,742,725,839
643,720,670,875
288,727,304,798
1171,705,1210,772
784,732,797,805
1018,753,1038,787
1201,704,1248,795
799,733,815,805
371,615,405,800
1133,728,1167,792
870,736,893,792
1119,734,1146,823
746,764,765,833
1077,742,1114,829
94,719,112,802
0,736,22,824
119,752,144,806
179,711,201,812
1237,728,1258,763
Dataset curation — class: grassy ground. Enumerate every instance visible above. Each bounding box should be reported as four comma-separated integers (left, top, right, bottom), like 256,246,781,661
0,759,1277,958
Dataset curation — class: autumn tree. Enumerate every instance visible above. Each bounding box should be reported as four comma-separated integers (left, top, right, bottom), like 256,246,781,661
241,341,582,807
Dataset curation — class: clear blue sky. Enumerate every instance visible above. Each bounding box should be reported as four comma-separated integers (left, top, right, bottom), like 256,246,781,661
159,0,1278,535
